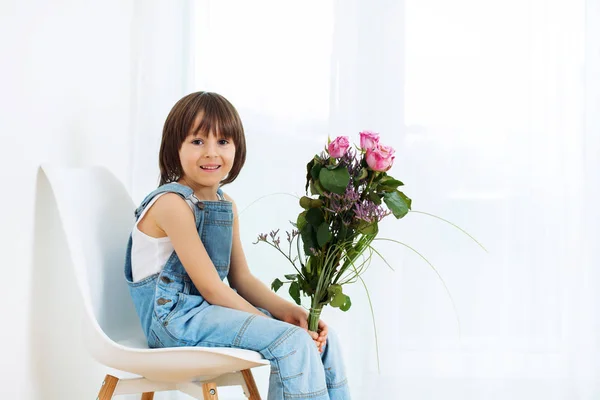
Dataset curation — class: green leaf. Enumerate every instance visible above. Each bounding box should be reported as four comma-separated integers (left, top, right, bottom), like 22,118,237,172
358,168,368,180
316,223,332,247
271,278,283,292
310,179,324,196
301,224,317,257
305,159,315,193
297,211,308,231
305,257,312,274
310,199,323,208
300,197,323,209
289,281,301,305
368,191,382,205
300,279,314,296
299,196,312,209
340,295,352,311
379,176,404,189
311,163,322,181
358,221,379,235
328,285,351,311
284,274,297,280
399,191,412,209
305,208,324,227
338,224,348,241
319,166,350,194
330,291,346,308
328,284,342,297
383,190,411,218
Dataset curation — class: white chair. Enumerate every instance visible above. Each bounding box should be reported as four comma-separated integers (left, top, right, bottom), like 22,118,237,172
41,165,269,399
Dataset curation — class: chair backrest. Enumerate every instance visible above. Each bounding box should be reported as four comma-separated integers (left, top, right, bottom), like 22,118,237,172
42,165,142,344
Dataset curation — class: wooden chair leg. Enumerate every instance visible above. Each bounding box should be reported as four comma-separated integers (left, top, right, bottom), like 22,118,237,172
241,369,261,400
141,393,155,400
202,382,219,399
97,374,119,400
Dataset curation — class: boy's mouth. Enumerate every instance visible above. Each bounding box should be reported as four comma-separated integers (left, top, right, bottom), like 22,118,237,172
200,165,221,171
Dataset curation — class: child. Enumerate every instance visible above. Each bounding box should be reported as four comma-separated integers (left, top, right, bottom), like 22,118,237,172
124,91,350,399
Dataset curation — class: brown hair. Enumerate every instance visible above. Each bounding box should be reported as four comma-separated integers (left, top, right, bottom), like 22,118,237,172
158,91,247,186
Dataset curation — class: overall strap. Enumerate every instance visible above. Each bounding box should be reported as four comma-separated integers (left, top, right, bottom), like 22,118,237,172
134,183,194,220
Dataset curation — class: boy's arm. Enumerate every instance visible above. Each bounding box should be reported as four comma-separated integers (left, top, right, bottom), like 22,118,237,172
225,194,296,320
152,193,268,317
224,194,327,351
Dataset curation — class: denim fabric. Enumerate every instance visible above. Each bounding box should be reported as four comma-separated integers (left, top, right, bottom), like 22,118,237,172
124,183,350,400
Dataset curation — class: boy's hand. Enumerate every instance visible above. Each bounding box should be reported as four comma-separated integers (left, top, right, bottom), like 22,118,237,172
316,318,328,352
281,305,326,353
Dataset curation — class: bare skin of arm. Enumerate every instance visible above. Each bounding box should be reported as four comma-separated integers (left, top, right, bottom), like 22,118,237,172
226,203,295,319
224,194,326,351
140,193,268,318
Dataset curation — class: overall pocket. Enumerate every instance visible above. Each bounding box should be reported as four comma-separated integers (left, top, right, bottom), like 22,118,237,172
153,285,184,323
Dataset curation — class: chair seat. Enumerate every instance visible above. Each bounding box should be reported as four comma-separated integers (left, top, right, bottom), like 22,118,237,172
116,336,266,363
96,335,270,382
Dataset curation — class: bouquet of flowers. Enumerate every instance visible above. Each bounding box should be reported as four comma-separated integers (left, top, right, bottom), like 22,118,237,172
255,131,411,331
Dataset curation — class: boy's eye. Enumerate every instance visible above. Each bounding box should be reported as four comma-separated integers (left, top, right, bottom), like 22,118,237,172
219,139,230,145
191,139,203,145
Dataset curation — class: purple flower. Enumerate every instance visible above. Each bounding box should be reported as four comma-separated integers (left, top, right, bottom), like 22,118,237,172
253,233,268,244
286,229,300,243
323,186,361,214
353,200,392,223
340,148,361,177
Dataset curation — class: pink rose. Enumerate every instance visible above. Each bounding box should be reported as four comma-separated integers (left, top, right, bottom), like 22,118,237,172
359,130,380,151
328,136,350,158
366,144,395,171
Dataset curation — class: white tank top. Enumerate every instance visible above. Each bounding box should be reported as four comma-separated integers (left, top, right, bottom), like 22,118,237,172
131,193,195,282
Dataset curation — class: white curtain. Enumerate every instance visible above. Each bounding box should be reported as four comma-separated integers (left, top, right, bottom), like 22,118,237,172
138,0,600,398
129,0,195,203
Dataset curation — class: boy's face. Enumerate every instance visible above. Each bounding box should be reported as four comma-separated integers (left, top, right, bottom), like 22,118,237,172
178,115,236,195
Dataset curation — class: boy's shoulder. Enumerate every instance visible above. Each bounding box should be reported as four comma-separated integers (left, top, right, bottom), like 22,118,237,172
220,191,239,216
221,190,233,202
220,191,239,206
155,182,193,198
146,183,192,203
135,183,193,219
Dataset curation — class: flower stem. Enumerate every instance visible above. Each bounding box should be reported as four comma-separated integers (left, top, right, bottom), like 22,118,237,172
308,307,322,332
360,173,377,201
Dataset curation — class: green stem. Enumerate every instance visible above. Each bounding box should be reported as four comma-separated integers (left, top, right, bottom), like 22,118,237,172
367,244,395,272
263,241,303,277
408,210,488,253
360,172,377,202
373,237,462,338
357,275,380,373
308,307,322,332
332,234,374,285
237,192,300,219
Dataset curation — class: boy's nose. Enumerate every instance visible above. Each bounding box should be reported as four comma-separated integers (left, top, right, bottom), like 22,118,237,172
203,142,219,157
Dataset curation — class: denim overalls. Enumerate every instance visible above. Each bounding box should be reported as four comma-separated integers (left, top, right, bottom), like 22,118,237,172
124,183,350,400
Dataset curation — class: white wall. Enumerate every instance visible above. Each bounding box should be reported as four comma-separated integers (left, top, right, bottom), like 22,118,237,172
0,1,134,398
